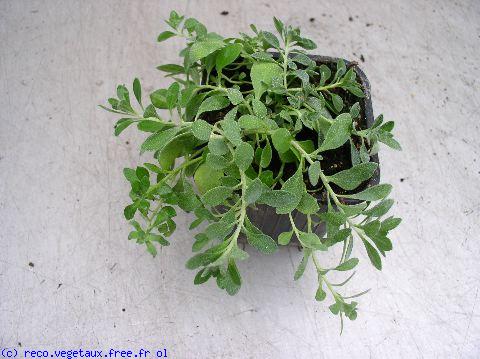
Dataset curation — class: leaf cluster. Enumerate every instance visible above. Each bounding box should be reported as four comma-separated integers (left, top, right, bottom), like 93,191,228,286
100,11,401,328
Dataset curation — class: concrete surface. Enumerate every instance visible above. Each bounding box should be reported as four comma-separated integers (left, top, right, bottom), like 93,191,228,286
1,1,479,358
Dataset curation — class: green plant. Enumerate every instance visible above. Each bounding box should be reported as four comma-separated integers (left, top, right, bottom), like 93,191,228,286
101,11,401,329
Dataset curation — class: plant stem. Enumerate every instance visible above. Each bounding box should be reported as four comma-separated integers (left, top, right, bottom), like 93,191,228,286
312,254,340,301
145,155,202,197
282,41,290,89
288,212,340,301
290,140,370,246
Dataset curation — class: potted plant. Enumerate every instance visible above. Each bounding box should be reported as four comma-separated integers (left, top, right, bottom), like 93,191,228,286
101,11,401,327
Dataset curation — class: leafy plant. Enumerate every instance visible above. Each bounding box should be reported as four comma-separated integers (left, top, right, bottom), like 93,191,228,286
101,11,401,330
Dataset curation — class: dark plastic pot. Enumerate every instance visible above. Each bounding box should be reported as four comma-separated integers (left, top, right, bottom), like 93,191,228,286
246,55,380,241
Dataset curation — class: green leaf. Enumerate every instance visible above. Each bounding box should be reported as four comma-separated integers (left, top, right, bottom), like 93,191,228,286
183,17,206,35
166,10,184,29
378,131,402,150
331,93,344,112
277,168,304,214
363,220,381,237
381,217,402,232
157,30,176,42
273,17,284,35
258,190,297,209
238,115,265,130
228,259,242,286
350,102,361,118
216,43,242,73
308,161,321,186
194,164,223,194
191,119,212,141
124,204,136,220
192,233,211,252
297,193,319,215
327,162,378,191
364,199,394,217
339,202,368,216
315,283,327,301
234,142,254,171
251,52,274,61
123,168,138,183
166,82,180,110
186,248,223,270
250,61,283,98
292,53,315,67
334,258,359,271
278,231,293,245
319,65,331,85
141,127,179,152
261,31,280,48
231,245,249,261
196,95,230,118
205,220,235,241
245,178,267,205
221,112,242,146
259,170,275,187
206,153,230,170
295,69,309,86
363,240,382,270
146,241,157,257
147,233,170,246
156,63,184,74
252,99,267,118
245,230,277,254
299,232,327,251
150,89,168,109
114,118,135,136
345,85,365,98
271,128,292,153
294,249,312,280
194,268,212,284
296,37,317,50
224,106,238,122
137,120,165,133
226,88,244,105
260,140,272,168
319,113,352,151
189,39,225,64
328,228,351,246
201,186,233,206
371,234,392,252
133,78,141,105
223,273,241,296
117,84,129,101
342,184,392,201
208,137,228,155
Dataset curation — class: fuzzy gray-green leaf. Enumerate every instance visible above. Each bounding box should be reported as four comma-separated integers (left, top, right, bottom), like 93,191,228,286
308,161,321,186
226,88,244,105
189,39,225,64
191,119,212,141
342,184,392,201
327,162,378,191
196,95,229,119
271,128,292,153
141,127,179,152
201,186,233,206
234,142,254,171
319,113,352,152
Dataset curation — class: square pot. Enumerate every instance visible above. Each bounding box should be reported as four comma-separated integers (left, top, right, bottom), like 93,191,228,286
246,55,380,241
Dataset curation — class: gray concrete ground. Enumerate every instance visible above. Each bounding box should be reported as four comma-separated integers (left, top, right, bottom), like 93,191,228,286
1,1,479,358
